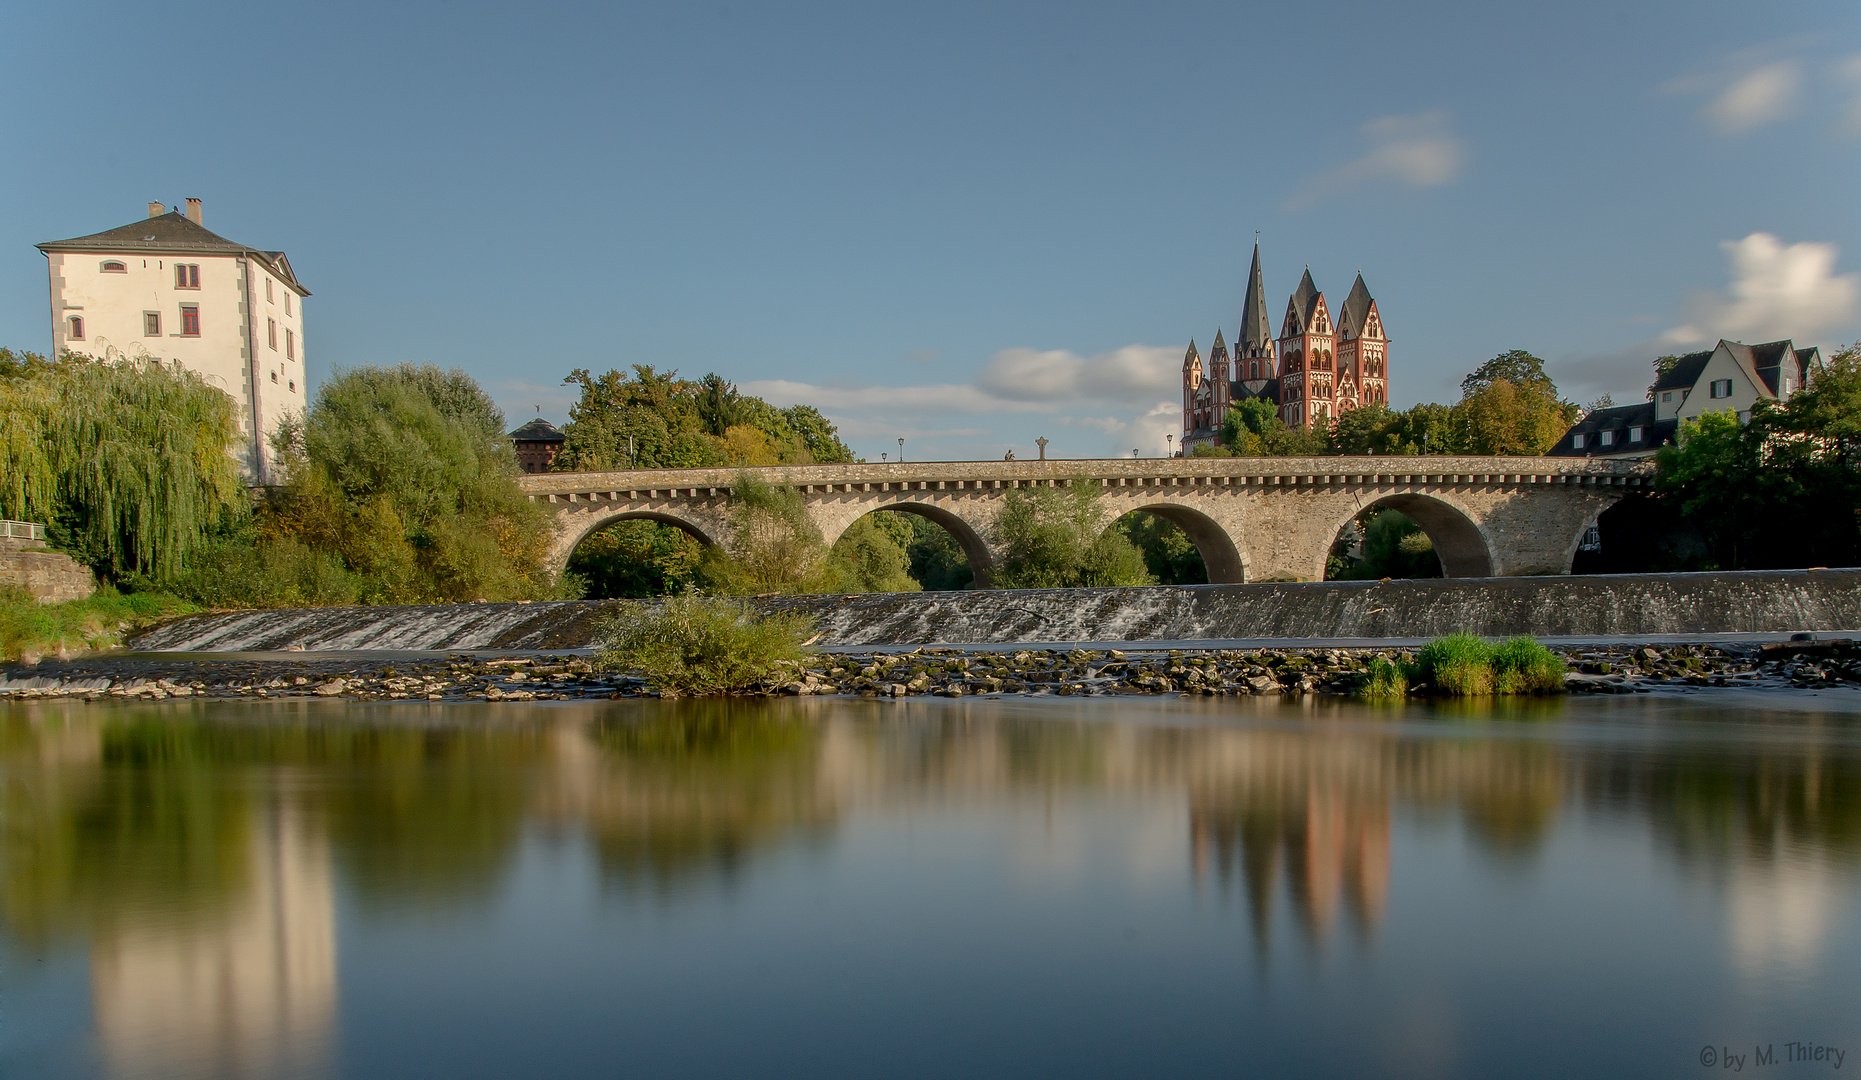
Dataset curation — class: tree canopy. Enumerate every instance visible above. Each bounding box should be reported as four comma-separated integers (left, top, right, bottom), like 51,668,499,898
556,365,854,471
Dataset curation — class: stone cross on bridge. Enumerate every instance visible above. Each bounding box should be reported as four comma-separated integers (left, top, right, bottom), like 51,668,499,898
518,456,1654,585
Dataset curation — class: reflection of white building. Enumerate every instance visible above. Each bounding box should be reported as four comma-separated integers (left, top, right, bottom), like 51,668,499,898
36,200,310,483
91,803,335,1080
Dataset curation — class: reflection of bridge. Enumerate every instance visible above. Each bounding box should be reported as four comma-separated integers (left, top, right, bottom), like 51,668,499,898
520,456,1654,584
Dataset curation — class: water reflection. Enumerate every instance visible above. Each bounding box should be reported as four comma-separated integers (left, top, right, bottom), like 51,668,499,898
3,695,1860,1077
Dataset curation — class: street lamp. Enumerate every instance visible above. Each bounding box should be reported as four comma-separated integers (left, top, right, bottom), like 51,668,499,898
1166,434,1174,457
1132,448,1139,458
898,438,905,463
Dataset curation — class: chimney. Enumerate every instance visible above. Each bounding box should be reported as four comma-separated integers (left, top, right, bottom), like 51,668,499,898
148,202,165,218
185,198,202,225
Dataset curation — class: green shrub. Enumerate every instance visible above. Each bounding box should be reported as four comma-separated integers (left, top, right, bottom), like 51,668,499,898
1,584,198,661
594,592,816,695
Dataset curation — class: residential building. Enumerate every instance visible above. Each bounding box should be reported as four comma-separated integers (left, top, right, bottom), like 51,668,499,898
1183,245,1387,450
37,199,309,483
1551,338,1823,459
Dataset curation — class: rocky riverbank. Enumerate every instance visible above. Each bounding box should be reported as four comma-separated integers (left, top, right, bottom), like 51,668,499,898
3,639,1858,703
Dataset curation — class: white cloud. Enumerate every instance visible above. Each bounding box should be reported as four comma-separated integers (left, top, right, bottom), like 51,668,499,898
1663,233,1860,346
1703,61,1802,132
975,344,1179,402
1284,111,1466,210
744,343,1189,460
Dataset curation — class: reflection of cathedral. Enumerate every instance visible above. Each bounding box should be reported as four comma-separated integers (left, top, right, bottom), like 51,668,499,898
1190,785,1390,945
90,803,335,1080
1182,245,1389,448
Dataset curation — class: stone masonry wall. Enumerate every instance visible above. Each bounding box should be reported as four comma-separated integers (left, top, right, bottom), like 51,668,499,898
0,537,96,604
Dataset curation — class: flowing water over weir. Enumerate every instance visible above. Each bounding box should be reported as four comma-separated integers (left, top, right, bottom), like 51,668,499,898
126,569,1861,652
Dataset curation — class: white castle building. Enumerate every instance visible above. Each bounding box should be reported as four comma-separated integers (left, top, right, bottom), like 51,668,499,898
37,199,309,483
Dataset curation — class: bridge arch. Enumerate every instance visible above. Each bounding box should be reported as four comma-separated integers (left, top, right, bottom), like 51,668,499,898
1112,502,1247,584
818,500,996,589
560,509,724,571
1322,492,1494,579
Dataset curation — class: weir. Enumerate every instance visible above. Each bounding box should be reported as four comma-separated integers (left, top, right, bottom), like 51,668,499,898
128,570,1861,652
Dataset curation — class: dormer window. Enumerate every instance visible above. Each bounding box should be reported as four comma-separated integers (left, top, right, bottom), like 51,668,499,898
1572,433,1586,449
1600,430,1615,447
1629,426,1643,442
100,261,127,273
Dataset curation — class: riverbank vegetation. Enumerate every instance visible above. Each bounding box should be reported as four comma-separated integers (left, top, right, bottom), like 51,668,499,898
593,591,817,695
0,585,198,662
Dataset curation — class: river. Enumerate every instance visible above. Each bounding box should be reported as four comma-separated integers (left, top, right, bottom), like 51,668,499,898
3,691,1858,1079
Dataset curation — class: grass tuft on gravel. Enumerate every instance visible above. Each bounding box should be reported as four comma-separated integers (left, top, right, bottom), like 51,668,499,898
593,591,816,696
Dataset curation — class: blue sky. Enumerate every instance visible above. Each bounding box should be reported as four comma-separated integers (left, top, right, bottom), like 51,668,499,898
4,0,1858,460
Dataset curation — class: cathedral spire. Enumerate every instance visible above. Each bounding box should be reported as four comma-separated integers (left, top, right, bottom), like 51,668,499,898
1238,242,1271,355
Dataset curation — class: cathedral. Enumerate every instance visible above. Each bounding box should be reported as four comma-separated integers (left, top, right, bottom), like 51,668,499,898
1180,245,1388,451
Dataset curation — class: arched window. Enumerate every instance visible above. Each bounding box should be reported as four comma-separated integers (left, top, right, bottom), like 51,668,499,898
100,261,127,273
67,315,84,340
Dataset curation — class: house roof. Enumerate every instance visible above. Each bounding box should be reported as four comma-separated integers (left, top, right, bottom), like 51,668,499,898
1336,274,1375,339
508,418,566,443
1237,243,1273,352
1548,402,1675,457
38,210,309,295
1649,350,1712,394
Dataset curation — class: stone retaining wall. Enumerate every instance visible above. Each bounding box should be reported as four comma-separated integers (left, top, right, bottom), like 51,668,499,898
0,537,96,604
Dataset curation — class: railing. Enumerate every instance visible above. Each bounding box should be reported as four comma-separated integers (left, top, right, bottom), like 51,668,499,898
1,520,48,541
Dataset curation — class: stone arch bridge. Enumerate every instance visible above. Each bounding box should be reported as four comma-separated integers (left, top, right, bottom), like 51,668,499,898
519,456,1654,585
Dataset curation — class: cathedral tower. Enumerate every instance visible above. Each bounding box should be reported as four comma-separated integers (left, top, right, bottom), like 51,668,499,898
1334,274,1387,410
1276,269,1336,430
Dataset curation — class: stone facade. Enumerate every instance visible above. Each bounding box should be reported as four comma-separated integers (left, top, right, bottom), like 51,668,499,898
1184,245,1387,449
522,456,1649,584
1,536,96,604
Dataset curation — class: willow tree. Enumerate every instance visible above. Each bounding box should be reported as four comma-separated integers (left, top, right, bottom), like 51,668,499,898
2,356,244,580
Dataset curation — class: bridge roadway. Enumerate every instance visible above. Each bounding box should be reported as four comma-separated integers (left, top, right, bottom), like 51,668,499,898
517,455,1654,585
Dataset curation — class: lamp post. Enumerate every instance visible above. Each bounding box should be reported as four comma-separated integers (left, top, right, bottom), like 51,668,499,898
898,438,905,463
1166,434,1174,457
1132,448,1139,458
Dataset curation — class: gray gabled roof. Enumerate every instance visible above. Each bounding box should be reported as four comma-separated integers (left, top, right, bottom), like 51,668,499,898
1549,401,1674,457
1237,243,1273,353
1649,350,1712,394
38,210,310,295
509,418,566,443
1336,274,1376,339
1287,268,1322,332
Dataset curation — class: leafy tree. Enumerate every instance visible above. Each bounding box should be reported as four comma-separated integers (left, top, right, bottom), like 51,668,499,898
899,513,973,590
700,473,835,595
569,520,706,598
1328,509,1441,579
266,364,561,603
1,355,245,581
1219,397,1328,456
1461,349,1557,397
556,365,853,471
1654,343,1861,568
992,479,1154,589
1117,513,1207,584
825,512,920,593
